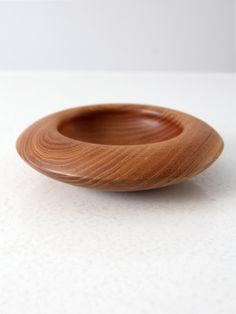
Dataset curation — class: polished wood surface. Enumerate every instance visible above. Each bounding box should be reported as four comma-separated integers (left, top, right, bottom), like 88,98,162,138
16,104,224,191
59,108,183,145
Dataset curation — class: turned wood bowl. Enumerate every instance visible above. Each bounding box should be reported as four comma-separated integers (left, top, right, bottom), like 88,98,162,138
16,104,224,191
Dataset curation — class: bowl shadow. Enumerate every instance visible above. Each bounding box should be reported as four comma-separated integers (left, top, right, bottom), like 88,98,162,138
92,157,232,206
96,180,209,205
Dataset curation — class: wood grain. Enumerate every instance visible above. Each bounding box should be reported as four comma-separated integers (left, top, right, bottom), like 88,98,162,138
16,104,224,191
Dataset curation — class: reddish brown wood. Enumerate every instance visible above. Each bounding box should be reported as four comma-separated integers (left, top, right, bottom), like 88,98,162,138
16,104,224,191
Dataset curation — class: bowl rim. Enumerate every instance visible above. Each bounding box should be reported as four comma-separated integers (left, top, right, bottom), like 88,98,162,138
56,103,185,146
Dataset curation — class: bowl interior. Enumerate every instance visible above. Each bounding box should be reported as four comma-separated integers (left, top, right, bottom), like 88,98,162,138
58,107,183,145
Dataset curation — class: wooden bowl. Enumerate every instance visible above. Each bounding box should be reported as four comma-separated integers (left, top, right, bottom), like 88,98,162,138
16,104,224,191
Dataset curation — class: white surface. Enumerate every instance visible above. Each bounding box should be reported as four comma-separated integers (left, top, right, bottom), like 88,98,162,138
0,0,235,72
0,72,236,314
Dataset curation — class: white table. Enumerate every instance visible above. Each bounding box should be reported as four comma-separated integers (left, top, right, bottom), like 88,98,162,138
0,72,235,314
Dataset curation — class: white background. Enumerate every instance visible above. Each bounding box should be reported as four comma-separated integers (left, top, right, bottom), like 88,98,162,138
0,0,235,71
0,0,236,313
